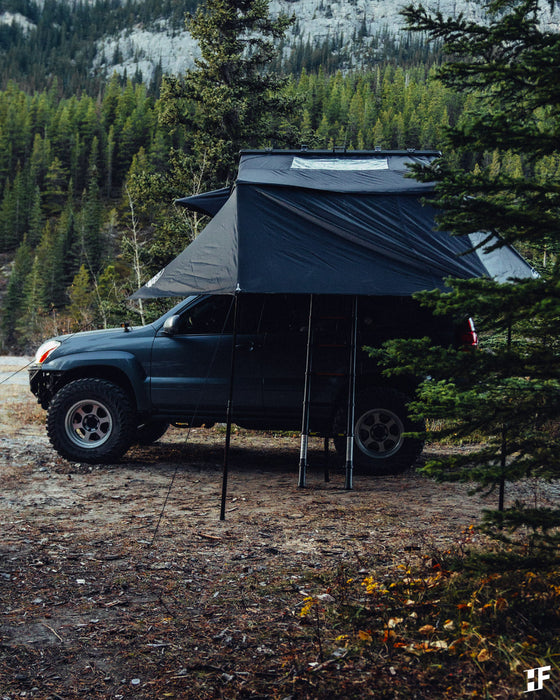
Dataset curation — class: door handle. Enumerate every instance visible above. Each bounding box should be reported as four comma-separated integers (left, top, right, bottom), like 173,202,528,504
235,341,262,351
235,341,254,351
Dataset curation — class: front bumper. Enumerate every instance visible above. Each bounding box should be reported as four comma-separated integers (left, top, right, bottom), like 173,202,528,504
29,366,63,409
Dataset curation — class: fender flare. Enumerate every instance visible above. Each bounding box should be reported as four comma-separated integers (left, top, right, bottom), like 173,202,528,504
42,351,151,412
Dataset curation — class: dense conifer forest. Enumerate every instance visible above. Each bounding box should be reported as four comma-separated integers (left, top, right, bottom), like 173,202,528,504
0,0,196,94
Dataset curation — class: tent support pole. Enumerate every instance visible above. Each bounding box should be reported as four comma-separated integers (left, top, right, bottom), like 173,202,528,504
298,294,314,488
324,437,330,482
498,320,512,513
345,296,358,490
220,293,239,521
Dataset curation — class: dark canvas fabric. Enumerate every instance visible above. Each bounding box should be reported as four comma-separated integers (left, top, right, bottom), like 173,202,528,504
176,187,231,217
235,150,438,193
132,151,535,299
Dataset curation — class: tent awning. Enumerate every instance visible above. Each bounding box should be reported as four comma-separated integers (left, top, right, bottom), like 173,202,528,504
176,187,231,217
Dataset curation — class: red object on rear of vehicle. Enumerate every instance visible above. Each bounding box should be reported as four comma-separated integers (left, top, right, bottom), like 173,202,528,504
460,317,478,348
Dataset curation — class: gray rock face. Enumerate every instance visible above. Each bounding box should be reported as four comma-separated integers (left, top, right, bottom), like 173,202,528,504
94,0,492,80
14,0,560,82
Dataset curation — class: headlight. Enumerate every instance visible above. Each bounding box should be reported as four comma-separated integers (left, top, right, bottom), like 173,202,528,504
35,340,61,364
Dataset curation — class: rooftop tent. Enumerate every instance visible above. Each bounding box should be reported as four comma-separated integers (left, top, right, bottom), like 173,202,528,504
133,150,535,299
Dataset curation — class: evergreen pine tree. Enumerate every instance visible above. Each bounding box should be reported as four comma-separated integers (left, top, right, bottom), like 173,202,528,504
378,0,560,545
158,0,298,186
78,175,105,276
67,264,94,330
0,178,16,251
1,237,33,349
95,263,126,328
29,132,52,191
16,254,48,349
43,157,69,217
27,186,44,247
33,220,66,310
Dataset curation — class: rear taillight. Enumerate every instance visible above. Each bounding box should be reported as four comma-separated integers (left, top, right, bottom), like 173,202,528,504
460,317,478,348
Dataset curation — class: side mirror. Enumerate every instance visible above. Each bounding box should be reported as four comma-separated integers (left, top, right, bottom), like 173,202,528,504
161,314,181,336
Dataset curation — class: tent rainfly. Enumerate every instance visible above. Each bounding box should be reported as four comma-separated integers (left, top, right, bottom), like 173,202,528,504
132,149,535,300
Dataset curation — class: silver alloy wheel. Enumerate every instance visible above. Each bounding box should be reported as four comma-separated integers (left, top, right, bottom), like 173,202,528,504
355,407,404,459
64,399,113,449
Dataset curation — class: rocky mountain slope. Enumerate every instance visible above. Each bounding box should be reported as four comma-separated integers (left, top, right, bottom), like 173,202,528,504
2,0,558,85
90,0,494,80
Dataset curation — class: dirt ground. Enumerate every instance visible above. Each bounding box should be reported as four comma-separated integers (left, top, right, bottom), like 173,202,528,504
1,356,558,698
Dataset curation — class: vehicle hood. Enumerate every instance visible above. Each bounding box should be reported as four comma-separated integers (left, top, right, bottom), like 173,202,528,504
39,324,157,364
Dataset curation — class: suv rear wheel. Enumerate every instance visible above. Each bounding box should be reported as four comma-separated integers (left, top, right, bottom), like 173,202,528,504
333,388,424,475
47,378,136,464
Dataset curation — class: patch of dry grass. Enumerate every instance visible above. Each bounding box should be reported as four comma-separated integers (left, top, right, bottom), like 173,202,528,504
0,394,45,432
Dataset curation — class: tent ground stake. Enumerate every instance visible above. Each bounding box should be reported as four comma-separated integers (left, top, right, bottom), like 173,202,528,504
220,294,239,520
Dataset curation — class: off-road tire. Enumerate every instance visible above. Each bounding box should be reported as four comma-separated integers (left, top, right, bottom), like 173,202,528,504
135,420,169,445
333,387,424,475
47,378,136,464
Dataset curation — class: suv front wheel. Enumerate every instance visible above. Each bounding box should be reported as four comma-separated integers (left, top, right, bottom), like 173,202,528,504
333,388,424,475
47,378,136,464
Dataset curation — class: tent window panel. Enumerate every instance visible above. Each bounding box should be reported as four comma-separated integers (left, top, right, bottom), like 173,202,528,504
358,296,455,346
291,157,389,171
260,294,309,334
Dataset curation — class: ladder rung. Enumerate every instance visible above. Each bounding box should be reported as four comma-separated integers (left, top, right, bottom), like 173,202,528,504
315,343,347,348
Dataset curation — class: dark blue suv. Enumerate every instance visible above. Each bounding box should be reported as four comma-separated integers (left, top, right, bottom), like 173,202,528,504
29,293,476,473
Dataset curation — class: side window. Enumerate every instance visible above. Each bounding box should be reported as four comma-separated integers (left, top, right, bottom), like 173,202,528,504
178,296,234,334
177,295,265,335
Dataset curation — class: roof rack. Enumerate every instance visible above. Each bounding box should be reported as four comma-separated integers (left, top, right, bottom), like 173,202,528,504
239,148,442,157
